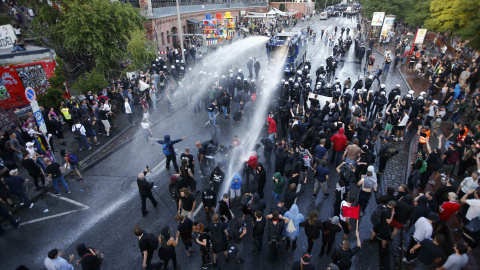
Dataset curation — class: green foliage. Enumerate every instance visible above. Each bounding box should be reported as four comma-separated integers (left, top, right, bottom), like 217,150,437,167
49,57,67,90
125,28,157,72
25,0,147,76
279,3,285,12
424,0,457,32
403,0,431,26
37,88,65,110
71,69,108,96
454,0,480,49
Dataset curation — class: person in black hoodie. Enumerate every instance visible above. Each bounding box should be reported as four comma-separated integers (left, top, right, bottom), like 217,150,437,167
76,243,101,270
202,185,217,223
377,186,396,205
299,210,323,254
284,182,306,210
209,165,225,193
261,137,274,171
252,210,266,254
274,146,289,177
256,163,267,199
218,193,234,222
250,193,266,217
320,216,343,257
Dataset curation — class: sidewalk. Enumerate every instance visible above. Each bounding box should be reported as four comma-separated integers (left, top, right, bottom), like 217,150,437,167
11,96,173,212
372,31,480,269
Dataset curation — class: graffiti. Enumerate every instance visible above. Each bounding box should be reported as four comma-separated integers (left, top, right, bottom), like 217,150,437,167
139,0,148,11
0,36,14,48
0,78,11,101
1,72,19,86
0,24,17,49
16,64,51,95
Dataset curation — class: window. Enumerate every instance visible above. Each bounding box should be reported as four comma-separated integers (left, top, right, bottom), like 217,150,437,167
161,32,165,46
167,31,170,44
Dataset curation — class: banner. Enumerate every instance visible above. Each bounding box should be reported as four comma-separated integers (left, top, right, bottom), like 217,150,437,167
371,12,385,26
414,28,428,45
342,205,360,220
0,24,17,49
380,16,395,37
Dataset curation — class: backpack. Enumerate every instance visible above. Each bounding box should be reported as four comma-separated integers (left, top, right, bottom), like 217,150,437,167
340,165,353,184
83,248,104,265
73,125,82,140
352,106,361,117
370,204,384,226
200,232,212,252
68,153,79,165
268,220,282,244
419,158,428,173
332,112,340,122
205,143,218,156
144,232,159,252
286,218,297,233
299,149,312,167
240,193,253,210
162,143,172,155
447,151,459,165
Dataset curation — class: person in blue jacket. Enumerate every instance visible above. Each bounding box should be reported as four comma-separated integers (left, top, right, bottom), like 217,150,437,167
283,204,305,251
154,135,186,173
230,173,242,206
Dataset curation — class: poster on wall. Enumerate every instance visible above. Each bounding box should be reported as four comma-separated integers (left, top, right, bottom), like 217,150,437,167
380,16,395,37
15,64,51,95
0,24,17,49
0,78,11,101
371,12,385,26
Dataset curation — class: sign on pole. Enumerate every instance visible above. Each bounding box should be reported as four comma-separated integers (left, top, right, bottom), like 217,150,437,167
414,29,428,45
30,101,47,134
371,12,385,26
25,87,36,103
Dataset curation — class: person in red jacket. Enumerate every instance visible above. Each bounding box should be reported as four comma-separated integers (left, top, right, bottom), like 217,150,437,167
330,128,348,166
267,116,277,143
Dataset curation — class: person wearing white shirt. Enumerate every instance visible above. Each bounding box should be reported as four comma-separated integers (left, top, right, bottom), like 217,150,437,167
403,212,439,264
395,109,409,141
460,187,480,223
141,118,152,143
124,97,134,126
44,249,74,270
71,120,91,151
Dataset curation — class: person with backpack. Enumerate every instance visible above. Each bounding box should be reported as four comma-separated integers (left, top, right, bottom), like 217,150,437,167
210,214,229,267
284,204,305,251
370,200,396,251
72,120,91,151
437,142,459,179
154,135,186,173
76,243,102,270
194,223,212,269
60,150,82,180
266,210,289,262
134,225,163,270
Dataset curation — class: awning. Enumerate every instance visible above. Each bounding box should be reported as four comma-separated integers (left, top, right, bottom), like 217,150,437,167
186,18,201,24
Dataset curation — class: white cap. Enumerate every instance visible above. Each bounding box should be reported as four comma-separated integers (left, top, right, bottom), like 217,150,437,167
396,84,400,87
433,100,439,104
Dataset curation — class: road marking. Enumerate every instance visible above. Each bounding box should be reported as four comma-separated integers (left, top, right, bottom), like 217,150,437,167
205,113,220,126
193,202,203,217
20,193,89,226
152,149,178,172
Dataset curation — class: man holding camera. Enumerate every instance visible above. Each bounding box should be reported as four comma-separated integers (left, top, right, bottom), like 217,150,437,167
137,168,158,217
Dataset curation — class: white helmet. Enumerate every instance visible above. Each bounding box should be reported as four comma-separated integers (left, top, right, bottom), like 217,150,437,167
395,95,401,99
368,90,373,93
369,75,373,79
180,67,184,70
406,94,412,98
408,90,414,95
176,60,179,63
357,89,362,93
420,91,426,96
395,84,400,87
433,100,439,104
238,69,242,72
363,89,367,92
297,70,302,75
380,84,385,88
237,77,241,80
304,65,308,70
327,83,332,87
359,76,363,79
251,79,255,82
284,81,289,85
336,79,340,83
281,79,285,83
171,65,175,69
306,83,311,86
289,78,294,81
316,85,321,89
380,92,385,95
418,96,424,100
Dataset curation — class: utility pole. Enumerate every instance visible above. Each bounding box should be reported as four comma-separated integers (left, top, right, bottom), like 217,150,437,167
175,0,186,63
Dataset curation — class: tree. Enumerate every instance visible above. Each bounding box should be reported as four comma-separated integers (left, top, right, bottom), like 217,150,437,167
424,0,458,32
38,57,67,110
125,28,157,73
24,0,147,78
71,69,108,96
403,0,431,26
279,3,285,12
